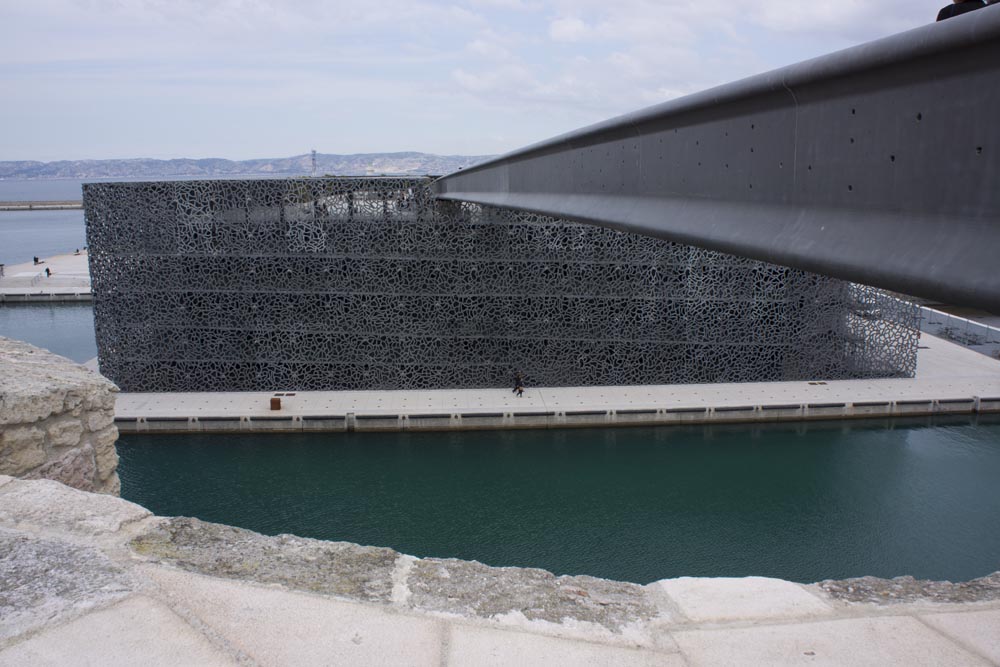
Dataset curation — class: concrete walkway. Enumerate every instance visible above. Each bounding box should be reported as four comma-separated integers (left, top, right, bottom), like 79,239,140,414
1,475,998,666
114,334,1000,432
0,252,91,302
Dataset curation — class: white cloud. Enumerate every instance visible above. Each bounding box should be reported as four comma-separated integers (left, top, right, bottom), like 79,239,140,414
549,17,590,42
0,0,951,160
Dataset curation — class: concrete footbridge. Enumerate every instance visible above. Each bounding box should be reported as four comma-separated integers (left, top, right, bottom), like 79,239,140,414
432,8,1000,312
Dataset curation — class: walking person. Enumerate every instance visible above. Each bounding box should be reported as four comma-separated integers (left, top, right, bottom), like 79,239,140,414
512,371,523,394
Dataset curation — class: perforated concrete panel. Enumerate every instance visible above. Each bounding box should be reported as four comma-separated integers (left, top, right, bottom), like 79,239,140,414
84,177,917,392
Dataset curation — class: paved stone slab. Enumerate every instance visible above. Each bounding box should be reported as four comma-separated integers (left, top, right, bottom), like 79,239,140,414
920,609,1000,663
655,576,832,623
144,565,443,666
447,624,684,667
671,615,990,666
131,516,399,603
0,478,148,536
0,530,132,643
0,595,237,666
408,557,660,635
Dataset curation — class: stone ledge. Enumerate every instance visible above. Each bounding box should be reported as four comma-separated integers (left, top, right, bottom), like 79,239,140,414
2,477,1000,666
819,572,1000,605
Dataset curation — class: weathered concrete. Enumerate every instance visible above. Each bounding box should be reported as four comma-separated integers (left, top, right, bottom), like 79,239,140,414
820,572,1000,605
0,337,119,494
1,475,998,666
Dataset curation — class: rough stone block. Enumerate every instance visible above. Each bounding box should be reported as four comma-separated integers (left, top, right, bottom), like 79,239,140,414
671,616,990,666
0,426,46,475
0,530,133,643
0,478,149,535
24,444,97,492
655,576,832,623
818,572,1000,604
0,595,237,666
94,436,118,481
96,472,121,497
408,557,659,635
83,388,117,411
142,565,443,666
130,517,399,602
448,624,684,667
87,408,115,433
46,415,85,448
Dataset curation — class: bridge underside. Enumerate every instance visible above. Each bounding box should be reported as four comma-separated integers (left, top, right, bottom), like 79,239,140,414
433,9,1000,311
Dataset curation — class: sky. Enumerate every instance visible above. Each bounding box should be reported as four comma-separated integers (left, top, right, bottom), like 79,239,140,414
0,0,954,161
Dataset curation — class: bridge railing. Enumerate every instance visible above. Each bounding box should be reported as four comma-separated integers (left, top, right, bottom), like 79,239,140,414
433,8,1000,312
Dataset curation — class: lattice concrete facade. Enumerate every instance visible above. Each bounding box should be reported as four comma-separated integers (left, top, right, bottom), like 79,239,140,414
83,177,918,392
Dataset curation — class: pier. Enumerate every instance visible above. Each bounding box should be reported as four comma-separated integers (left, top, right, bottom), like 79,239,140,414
0,251,92,302
0,200,83,211
114,334,1000,433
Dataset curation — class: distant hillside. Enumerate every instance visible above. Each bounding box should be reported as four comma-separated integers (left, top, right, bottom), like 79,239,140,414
0,152,494,180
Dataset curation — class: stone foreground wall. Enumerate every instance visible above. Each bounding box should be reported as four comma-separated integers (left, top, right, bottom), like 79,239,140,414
2,475,998,665
0,337,119,495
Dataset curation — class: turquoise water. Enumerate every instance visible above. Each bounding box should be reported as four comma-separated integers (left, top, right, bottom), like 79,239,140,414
118,417,1000,584
0,303,96,362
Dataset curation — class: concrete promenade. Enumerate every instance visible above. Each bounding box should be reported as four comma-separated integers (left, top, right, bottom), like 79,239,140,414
115,334,1000,433
2,475,999,666
0,252,91,302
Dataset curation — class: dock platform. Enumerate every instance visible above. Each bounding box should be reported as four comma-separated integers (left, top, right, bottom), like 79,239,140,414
114,334,1000,433
0,252,92,302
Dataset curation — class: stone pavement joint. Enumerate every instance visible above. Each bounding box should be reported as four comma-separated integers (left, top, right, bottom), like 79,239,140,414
1,474,999,666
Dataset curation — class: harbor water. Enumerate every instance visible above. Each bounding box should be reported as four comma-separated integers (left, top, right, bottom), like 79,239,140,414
118,418,1000,585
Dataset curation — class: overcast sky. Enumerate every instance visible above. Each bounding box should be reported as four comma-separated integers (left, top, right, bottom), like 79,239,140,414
1,0,953,161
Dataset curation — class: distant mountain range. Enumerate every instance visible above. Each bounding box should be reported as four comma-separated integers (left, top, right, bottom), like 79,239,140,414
0,152,494,180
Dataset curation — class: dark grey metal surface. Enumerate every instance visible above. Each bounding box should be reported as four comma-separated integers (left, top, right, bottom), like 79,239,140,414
83,178,916,392
432,8,1000,311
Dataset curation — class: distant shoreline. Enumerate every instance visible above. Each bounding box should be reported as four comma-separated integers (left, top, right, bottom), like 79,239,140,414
0,201,82,210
